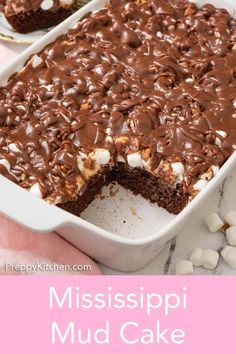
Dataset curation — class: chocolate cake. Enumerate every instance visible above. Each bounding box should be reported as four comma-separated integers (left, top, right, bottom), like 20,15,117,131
0,0,236,216
0,0,80,33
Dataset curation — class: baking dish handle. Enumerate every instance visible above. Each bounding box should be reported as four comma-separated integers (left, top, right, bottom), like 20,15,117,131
0,176,71,232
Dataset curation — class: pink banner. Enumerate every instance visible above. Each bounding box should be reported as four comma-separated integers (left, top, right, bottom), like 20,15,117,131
0,276,235,353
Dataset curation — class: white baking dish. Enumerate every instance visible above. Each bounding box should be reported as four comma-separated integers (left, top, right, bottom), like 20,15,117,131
0,0,235,271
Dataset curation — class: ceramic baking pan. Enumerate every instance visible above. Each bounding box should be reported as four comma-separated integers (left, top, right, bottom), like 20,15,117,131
0,0,235,271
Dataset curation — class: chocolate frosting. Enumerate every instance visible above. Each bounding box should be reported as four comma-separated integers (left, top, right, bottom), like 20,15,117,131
0,0,236,204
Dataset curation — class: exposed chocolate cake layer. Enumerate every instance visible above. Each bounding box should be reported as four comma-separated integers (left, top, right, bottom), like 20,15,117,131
111,165,189,215
0,0,77,33
5,7,75,33
0,0,236,216
61,164,189,216
60,167,112,216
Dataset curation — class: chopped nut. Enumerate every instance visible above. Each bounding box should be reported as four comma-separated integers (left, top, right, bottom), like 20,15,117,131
157,76,172,86
184,5,196,16
20,173,27,181
135,0,147,5
80,102,89,110
76,175,84,186
60,165,69,174
115,136,129,144
201,168,213,181
84,157,92,169
221,223,230,234
146,18,153,30
141,148,151,161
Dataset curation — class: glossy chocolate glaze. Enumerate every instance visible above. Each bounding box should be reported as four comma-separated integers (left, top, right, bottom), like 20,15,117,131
0,0,236,206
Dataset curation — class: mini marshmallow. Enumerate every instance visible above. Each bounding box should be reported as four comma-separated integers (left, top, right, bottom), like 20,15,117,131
201,249,219,270
175,260,194,275
224,211,236,226
156,31,163,38
31,55,43,68
0,159,11,172
29,183,43,199
211,165,219,176
79,151,87,160
127,152,144,168
215,131,227,148
185,77,194,83
221,246,236,269
185,142,191,149
171,162,184,175
105,136,113,144
215,137,222,147
205,212,224,232
40,0,54,10
105,127,112,135
214,31,221,38
93,149,110,166
77,156,84,172
216,130,227,138
189,247,203,267
226,226,236,246
60,0,74,7
201,168,214,181
8,143,20,153
193,179,208,191
117,155,126,163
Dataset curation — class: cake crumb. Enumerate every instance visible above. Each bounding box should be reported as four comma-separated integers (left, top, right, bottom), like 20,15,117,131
109,185,119,197
130,207,137,216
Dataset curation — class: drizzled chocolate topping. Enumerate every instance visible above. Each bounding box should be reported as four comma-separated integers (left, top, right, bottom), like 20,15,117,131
0,0,236,204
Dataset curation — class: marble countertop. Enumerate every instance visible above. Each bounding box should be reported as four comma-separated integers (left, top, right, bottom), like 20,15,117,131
2,42,236,276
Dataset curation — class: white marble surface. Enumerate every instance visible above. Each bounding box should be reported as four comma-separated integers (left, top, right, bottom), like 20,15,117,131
1,41,236,276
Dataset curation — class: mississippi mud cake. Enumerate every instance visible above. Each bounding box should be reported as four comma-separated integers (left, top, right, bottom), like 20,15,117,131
0,0,236,216
0,0,79,33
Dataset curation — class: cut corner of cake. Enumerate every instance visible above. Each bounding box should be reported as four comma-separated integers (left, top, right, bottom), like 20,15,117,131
1,0,79,33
